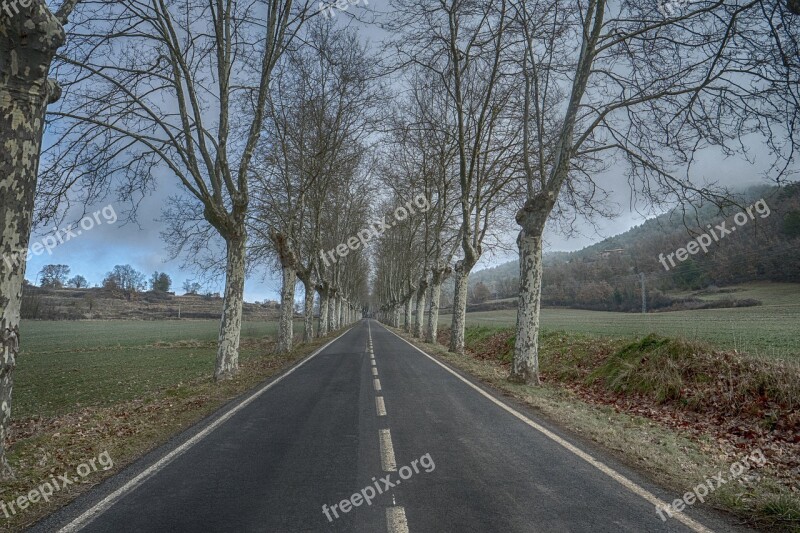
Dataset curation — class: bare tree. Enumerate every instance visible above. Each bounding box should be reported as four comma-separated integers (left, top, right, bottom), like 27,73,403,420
0,0,81,479
388,0,521,354
507,0,799,383
39,0,317,380
378,72,462,340
251,21,380,351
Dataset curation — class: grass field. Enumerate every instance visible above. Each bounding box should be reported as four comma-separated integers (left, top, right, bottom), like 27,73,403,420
441,282,800,360
15,319,303,419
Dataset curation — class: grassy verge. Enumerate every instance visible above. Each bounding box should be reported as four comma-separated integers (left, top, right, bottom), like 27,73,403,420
2,321,340,532
439,281,800,360
392,325,800,532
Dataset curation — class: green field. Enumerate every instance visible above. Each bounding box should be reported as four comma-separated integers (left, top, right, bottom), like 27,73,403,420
15,319,302,419
442,282,800,360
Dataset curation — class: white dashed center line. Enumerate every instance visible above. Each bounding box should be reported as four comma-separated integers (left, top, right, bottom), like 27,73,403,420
376,396,387,416
386,506,409,533
379,429,397,471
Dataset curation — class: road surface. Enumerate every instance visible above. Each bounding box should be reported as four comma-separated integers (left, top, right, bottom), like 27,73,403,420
33,320,746,533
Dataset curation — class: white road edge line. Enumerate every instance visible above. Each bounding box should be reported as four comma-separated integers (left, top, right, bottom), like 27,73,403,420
374,378,382,391
372,367,379,376
371,359,376,366
376,396,387,416
58,327,356,533
379,429,397,471
377,321,714,533
386,506,409,533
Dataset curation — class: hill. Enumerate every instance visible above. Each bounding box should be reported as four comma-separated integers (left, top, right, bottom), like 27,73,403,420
20,286,280,321
466,183,800,312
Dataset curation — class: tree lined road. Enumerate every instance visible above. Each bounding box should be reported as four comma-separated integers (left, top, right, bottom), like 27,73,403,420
35,320,744,532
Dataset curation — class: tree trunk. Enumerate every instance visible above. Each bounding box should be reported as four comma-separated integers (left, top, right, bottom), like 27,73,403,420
318,289,329,337
425,275,443,343
215,235,245,381
392,306,400,328
403,297,413,333
0,4,67,479
338,298,344,328
302,281,314,342
414,283,426,338
449,262,470,354
510,227,545,384
277,266,296,353
328,294,337,331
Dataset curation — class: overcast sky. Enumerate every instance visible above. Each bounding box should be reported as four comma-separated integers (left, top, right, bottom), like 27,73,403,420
29,0,781,302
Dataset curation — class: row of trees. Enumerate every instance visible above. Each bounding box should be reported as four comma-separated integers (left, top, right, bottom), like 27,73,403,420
36,264,175,293
1,0,797,479
371,0,798,387
1,1,376,477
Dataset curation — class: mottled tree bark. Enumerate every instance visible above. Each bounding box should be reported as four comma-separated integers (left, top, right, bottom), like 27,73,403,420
509,228,545,384
215,235,245,381
413,280,426,338
277,266,296,353
403,297,413,333
301,280,314,342
318,288,329,337
328,293,338,331
448,261,471,354
425,272,443,343
0,1,68,478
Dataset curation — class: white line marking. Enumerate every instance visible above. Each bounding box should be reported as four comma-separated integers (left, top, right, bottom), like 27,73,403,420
378,322,714,533
376,396,387,416
372,367,379,376
374,378,382,391
379,429,397,471
371,359,376,366
58,328,356,533
386,506,409,533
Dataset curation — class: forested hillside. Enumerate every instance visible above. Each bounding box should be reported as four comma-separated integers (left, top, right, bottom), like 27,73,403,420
467,184,800,312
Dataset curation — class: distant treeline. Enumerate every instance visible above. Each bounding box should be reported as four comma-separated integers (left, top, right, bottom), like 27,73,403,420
466,184,800,312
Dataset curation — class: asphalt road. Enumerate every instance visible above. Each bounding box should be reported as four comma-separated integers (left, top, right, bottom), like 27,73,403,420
33,319,748,533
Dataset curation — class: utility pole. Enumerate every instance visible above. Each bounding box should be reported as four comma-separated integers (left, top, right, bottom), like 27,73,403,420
640,272,647,314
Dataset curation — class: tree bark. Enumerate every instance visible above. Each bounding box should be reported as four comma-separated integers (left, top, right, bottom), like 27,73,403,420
425,273,443,343
413,286,425,338
392,306,400,328
277,266,296,353
328,293,338,331
318,288,329,337
509,228,545,384
1,2,67,478
302,280,314,342
448,261,470,354
215,234,245,381
403,296,413,333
